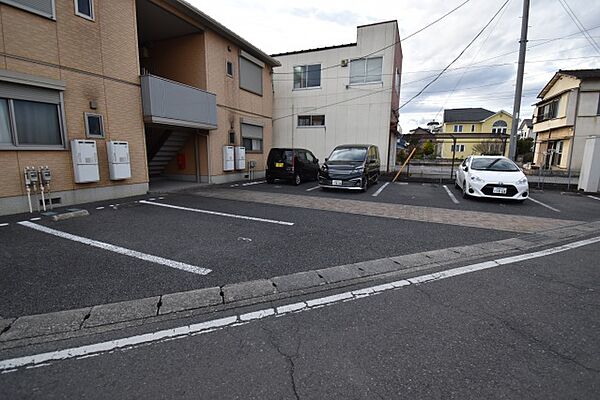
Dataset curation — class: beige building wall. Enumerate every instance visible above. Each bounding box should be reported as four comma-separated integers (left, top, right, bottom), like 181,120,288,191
0,0,148,215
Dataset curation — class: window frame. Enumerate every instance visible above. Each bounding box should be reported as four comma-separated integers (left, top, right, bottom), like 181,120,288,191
74,0,94,21
451,144,465,152
239,53,264,96
349,56,383,85
453,125,463,133
240,122,263,153
226,61,234,77
0,0,56,20
297,114,325,128
0,95,67,151
293,64,322,90
84,112,105,139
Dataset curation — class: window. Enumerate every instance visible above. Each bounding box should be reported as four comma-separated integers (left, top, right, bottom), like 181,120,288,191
451,144,465,152
537,98,559,122
0,98,64,148
453,125,463,133
297,115,325,127
74,0,93,20
305,151,315,163
226,61,234,77
491,120,508,134
85,113,104,138
395,68,400,94
0,0,55,19
239,53,263,96
349,57,383,84
293,64,321,89
597,93,600,115
471,124,475,132
241,122,263,152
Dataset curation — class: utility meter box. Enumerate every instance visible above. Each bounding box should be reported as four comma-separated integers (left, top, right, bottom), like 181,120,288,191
107,141,131,180
71,139,100,183
223,145,235,171
235,146,246,170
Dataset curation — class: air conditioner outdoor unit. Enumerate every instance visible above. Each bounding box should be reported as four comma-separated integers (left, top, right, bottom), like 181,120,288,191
340,59,349,67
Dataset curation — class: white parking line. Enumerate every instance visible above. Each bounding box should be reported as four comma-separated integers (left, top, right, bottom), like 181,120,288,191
139,200,294,226
306,185,320,192
372,182,390,197
95,207,104,210
241,180,266,187
587,195,600,201
395,182,409,185
528,197,561,212
17,221,211,276
2,235,599,372
442,185,460,204
0,223,8,227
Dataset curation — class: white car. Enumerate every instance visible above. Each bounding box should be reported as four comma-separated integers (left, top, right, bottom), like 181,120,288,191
455,156,529,202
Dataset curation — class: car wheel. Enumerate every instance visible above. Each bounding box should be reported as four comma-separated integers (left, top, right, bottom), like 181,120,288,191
373,173,379,184
266,177,274,184
462,181,469,199
294,173,301,186
361,175,368,192
454,180,460,190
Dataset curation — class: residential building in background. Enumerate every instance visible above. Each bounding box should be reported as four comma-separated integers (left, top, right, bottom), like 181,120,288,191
0,0,147,215
532,69,600,172
518,118,534,140
138,0,279,185
271,21,402,171
439,108,512,158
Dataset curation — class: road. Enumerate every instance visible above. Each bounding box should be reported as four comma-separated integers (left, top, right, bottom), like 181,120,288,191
1,239,598,399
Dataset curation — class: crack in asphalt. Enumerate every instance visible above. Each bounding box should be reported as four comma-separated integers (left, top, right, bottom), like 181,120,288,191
411,284,600,375
262,317,302,400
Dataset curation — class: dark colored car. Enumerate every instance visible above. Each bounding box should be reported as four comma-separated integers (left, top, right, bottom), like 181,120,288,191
266,148,320,185
318,144,380,191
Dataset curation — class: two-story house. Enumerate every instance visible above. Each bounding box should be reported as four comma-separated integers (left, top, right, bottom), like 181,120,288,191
439,108,512,158
532,69,600,172
271,21,402,171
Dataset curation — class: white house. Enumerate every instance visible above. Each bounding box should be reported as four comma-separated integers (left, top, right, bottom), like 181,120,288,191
271,21,402,171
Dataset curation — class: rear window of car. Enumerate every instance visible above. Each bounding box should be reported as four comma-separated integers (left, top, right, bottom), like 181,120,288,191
329,147,367,162
471,158,519,171
268,149,294,165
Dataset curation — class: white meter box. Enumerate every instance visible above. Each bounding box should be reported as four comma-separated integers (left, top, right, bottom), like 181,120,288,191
235,146,246,170
223,145,235,171
71,139,100,183
107,141,131,180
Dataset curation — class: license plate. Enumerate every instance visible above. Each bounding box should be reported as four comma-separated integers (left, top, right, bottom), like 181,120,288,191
332,180,342,186
493,187,507,194
275,162,284,168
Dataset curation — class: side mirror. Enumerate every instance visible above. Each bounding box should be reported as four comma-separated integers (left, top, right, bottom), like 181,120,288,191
315,158,319,163
324,158,328,162
463,166,468,172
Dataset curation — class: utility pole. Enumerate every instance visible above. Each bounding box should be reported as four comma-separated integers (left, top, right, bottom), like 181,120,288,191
508,0,530,161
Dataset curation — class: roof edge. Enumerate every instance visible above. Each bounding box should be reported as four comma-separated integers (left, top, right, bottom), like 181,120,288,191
271,43,357,58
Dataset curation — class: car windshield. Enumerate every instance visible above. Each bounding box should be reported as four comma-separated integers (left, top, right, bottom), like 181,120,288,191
269,149,294,165
471,158,519,171
328,148,367,162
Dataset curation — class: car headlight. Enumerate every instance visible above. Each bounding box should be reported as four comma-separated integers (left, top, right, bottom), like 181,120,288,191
321,164,328,171
516,177,528,185
470,175,485,183
353,166,365,173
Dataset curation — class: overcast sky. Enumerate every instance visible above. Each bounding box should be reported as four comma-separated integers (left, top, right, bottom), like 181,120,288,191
189,0,600,131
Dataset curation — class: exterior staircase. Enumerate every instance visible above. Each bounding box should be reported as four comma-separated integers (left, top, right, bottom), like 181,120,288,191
148,131,191,177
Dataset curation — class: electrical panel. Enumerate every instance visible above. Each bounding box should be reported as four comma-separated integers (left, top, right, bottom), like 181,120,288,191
107,141,131,180
223,145,235,171
71,140,100,183
235,146,246,170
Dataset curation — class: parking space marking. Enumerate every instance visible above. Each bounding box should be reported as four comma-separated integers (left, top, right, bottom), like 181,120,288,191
139,200,294,226
587,195,600,202
95,207,104,210
528,197,561,213
372,182,390,197
306,185,320,192
442,185,460,204
29,217,41,221
241,180,266,187
17,221,211,276
3,235,599,372
395,182,409,185
0,223,8,227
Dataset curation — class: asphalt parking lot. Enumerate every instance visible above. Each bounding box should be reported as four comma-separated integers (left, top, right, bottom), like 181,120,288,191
1,178,598,318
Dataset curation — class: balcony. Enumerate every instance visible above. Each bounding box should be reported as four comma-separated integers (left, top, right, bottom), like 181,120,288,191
141,74,217,130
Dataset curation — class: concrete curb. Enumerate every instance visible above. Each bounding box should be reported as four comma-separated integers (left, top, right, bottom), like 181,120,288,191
51,209,89,221
1,220,599,347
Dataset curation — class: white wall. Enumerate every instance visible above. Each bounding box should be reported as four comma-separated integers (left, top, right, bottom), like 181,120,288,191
272,22,400,170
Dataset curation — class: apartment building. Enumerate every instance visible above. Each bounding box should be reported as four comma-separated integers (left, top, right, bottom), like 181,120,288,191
0,0,147,215
138,0,279,185
439,108,512,158
532,69,600,172
271,21,402,171
0,0,279,215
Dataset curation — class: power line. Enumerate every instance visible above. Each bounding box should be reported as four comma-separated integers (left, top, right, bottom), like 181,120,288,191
397,0,511,112
272,0,471,75
557,0,600,54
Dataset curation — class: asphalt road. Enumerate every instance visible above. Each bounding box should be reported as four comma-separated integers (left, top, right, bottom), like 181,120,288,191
2,240,598,399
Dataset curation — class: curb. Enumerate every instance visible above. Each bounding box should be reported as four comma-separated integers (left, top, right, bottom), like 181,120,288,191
1,220,599,348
